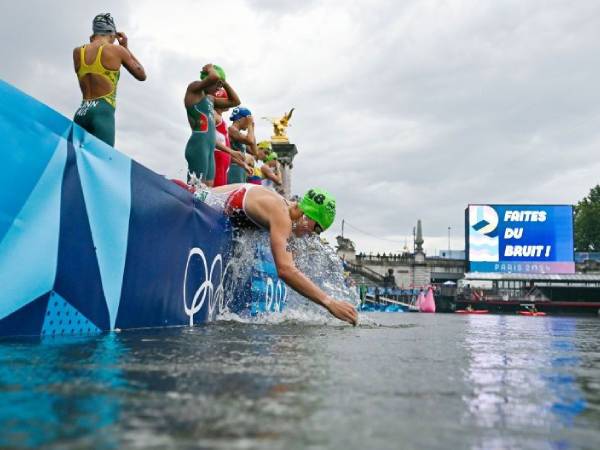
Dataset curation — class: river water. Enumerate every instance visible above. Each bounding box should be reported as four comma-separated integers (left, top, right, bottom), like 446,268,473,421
0,313,599,449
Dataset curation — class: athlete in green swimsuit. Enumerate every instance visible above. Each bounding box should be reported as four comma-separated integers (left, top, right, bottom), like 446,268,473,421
73,13,146,146
228,140,247,184
228,107,256,184
184,64,241,185
185,95,216,181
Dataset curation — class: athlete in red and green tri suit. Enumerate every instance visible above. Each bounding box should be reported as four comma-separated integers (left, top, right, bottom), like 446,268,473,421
184,64,240,185
212,89,251,186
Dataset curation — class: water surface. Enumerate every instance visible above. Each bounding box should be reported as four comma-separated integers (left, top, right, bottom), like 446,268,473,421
1,313,599,449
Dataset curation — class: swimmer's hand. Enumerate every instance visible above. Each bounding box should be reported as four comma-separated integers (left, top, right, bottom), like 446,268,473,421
116,32,128,48
230,151,252,175
202,64,219,79
324,297,358,326
230,150,245,165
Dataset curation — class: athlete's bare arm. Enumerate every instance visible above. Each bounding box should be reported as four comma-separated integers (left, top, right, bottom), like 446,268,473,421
246,120,258,156
266,202,358,325
114,33,146,81
213,80,240,109
228,125,255,146
260,165,282,185
72,47,80,73
215,142,252,174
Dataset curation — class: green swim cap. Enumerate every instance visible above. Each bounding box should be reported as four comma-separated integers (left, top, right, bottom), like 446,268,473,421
264,151,278,162
200,64,226,81
299,188,336,231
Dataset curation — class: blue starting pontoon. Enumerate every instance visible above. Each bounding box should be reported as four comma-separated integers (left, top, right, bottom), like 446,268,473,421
0,80,286,337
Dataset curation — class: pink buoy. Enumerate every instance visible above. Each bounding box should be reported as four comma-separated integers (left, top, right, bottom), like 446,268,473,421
420,287,436,313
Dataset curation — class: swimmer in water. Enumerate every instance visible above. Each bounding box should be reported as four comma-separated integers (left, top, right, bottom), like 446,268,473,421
201,184,358,325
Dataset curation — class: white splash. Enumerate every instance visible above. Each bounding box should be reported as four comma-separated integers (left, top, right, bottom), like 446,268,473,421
216,231,362,326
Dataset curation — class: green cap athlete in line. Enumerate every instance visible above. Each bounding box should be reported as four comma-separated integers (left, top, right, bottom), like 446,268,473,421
184,64,241,185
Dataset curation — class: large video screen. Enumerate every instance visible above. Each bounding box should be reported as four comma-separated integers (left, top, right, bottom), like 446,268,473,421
466,204,574,274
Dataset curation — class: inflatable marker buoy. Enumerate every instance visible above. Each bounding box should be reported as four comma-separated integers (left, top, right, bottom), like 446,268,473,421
419,287,436,313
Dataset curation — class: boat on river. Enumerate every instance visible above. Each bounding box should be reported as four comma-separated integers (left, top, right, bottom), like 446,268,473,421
518,311,547,317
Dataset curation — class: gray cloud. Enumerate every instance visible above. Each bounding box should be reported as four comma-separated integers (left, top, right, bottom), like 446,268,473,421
1,0,599,255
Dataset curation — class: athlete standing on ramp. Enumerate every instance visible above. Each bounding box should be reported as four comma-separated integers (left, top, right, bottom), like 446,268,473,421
227,107,257,184
184,64,241,185
212,88,251,186
73,13,146,146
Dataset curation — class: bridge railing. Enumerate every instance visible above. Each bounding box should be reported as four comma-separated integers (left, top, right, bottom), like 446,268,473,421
344,260,385,283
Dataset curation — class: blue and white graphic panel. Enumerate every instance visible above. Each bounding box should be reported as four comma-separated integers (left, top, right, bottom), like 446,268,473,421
0,80,289,337
466,204,575,274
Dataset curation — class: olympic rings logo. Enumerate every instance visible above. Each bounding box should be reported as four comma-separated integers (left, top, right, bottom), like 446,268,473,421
183,247,231,326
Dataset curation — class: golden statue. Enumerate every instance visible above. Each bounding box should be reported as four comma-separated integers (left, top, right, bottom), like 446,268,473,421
263,108,295,142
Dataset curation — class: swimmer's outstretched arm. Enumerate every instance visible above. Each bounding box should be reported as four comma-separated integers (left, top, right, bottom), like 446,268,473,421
269,214,358,325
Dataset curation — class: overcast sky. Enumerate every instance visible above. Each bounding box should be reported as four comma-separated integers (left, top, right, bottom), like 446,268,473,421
2,0,599,255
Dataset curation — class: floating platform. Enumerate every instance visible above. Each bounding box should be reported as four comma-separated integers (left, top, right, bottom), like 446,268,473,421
0,81,286,338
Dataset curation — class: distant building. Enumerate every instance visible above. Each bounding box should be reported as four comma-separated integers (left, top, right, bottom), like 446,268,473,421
336,220,466,287
336,235,355,262
575,252,600,274
438,250,466,259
